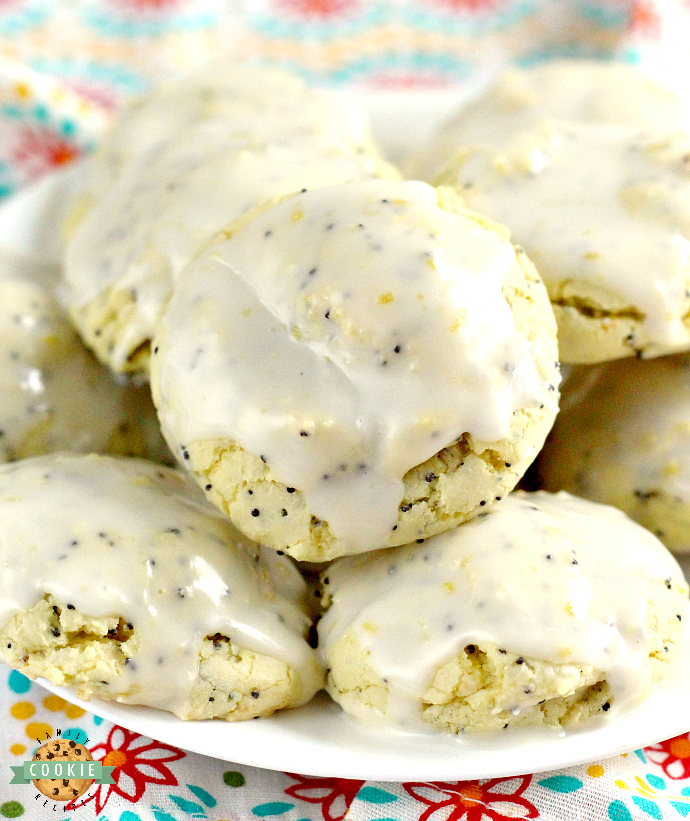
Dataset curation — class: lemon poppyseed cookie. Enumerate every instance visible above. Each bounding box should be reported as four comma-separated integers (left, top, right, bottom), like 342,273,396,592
436,121,690,363
0,454,323,720
318,491,689,732
32,739,93,801
61,67,397,376
537,355,690,553
0,250,169,464
410,60,689,180
151,179,560,561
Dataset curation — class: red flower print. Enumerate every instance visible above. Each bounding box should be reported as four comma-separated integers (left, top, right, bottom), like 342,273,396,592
429,0,504,11
11,125,81,181
646,733,690,780
404,777,539,821
63,78,119,111
66,725,185,814
629,0,662,37
275,0,358,18
106,0,185,10
285,774,365,821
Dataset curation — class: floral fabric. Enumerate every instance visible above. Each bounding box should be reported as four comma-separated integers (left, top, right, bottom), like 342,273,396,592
1,2,690,819
3,667,690,820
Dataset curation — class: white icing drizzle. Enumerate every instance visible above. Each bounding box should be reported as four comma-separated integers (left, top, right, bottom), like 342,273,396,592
62,132,388,370
79,65,372,184
61,70,389,371
453,121,690,355
0,252,164,462
153,179,556,551
418,60,690,180
0,454,323,716
319,491,689,728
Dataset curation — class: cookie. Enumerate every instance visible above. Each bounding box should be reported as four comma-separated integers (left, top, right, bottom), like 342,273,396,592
0,454,323,720
318,491,689,732
537,355,690,553
436,121,690,363
62,67,398,376
410,60,689,180
0,250,170,464
32,739,93,802
150,179,560,560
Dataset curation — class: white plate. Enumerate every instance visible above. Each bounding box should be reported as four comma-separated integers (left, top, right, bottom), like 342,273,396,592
3,97,690,781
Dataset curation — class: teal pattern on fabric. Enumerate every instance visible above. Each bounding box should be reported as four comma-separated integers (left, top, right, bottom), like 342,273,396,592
247,5,386,41
579,2,629,28
608,800,632,821
82,7,220,38
167,795,206,817
152,808,178,821
631,796,663,819
0,2,47,37
28,56,147,95
357,786,398,804
538,775,583,793
252,803,294,817
62,727,89,744
401,0,537,36
7,670,30,694
186,785,216,808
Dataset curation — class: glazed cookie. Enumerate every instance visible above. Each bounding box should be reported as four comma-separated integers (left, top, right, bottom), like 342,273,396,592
318,491,689,732
0,250,169,464
62,67,397,375
537,355,690,553
151,179,560,560
0,454,323,720
436,121,690,363
75,64,386,189
411,60,689,180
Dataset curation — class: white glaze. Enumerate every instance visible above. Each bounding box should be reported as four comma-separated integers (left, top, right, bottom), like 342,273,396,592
416,60,690,180
78,65,372,185
61,69,389,371
319,491,689,728
153,179,557,551
452,121,690,356
62,131,388,370
0,454,322,716
0,251,165,462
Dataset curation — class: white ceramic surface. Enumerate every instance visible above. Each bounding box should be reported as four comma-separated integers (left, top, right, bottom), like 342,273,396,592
2,95,690,780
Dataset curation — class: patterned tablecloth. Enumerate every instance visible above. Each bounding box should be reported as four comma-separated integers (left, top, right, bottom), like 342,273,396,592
2,2,690,819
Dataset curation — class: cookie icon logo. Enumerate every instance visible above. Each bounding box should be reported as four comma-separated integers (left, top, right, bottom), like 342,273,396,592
32,739,93,802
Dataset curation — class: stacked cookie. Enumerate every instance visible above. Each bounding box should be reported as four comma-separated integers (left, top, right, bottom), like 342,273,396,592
0,61,688,734
411,59,690,561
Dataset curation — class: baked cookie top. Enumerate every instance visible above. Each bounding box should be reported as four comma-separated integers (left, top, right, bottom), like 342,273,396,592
537,355,690,552
61,66,395,375
437,121,690,362
318,490,689,729
413,60,689,180
0,453,322,716
151,179,559,554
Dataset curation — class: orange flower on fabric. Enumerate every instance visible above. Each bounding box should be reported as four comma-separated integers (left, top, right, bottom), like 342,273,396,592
646,733,690,780
11,125,80,180
285,773,366,821
404,777,539,821
65,725,185,814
